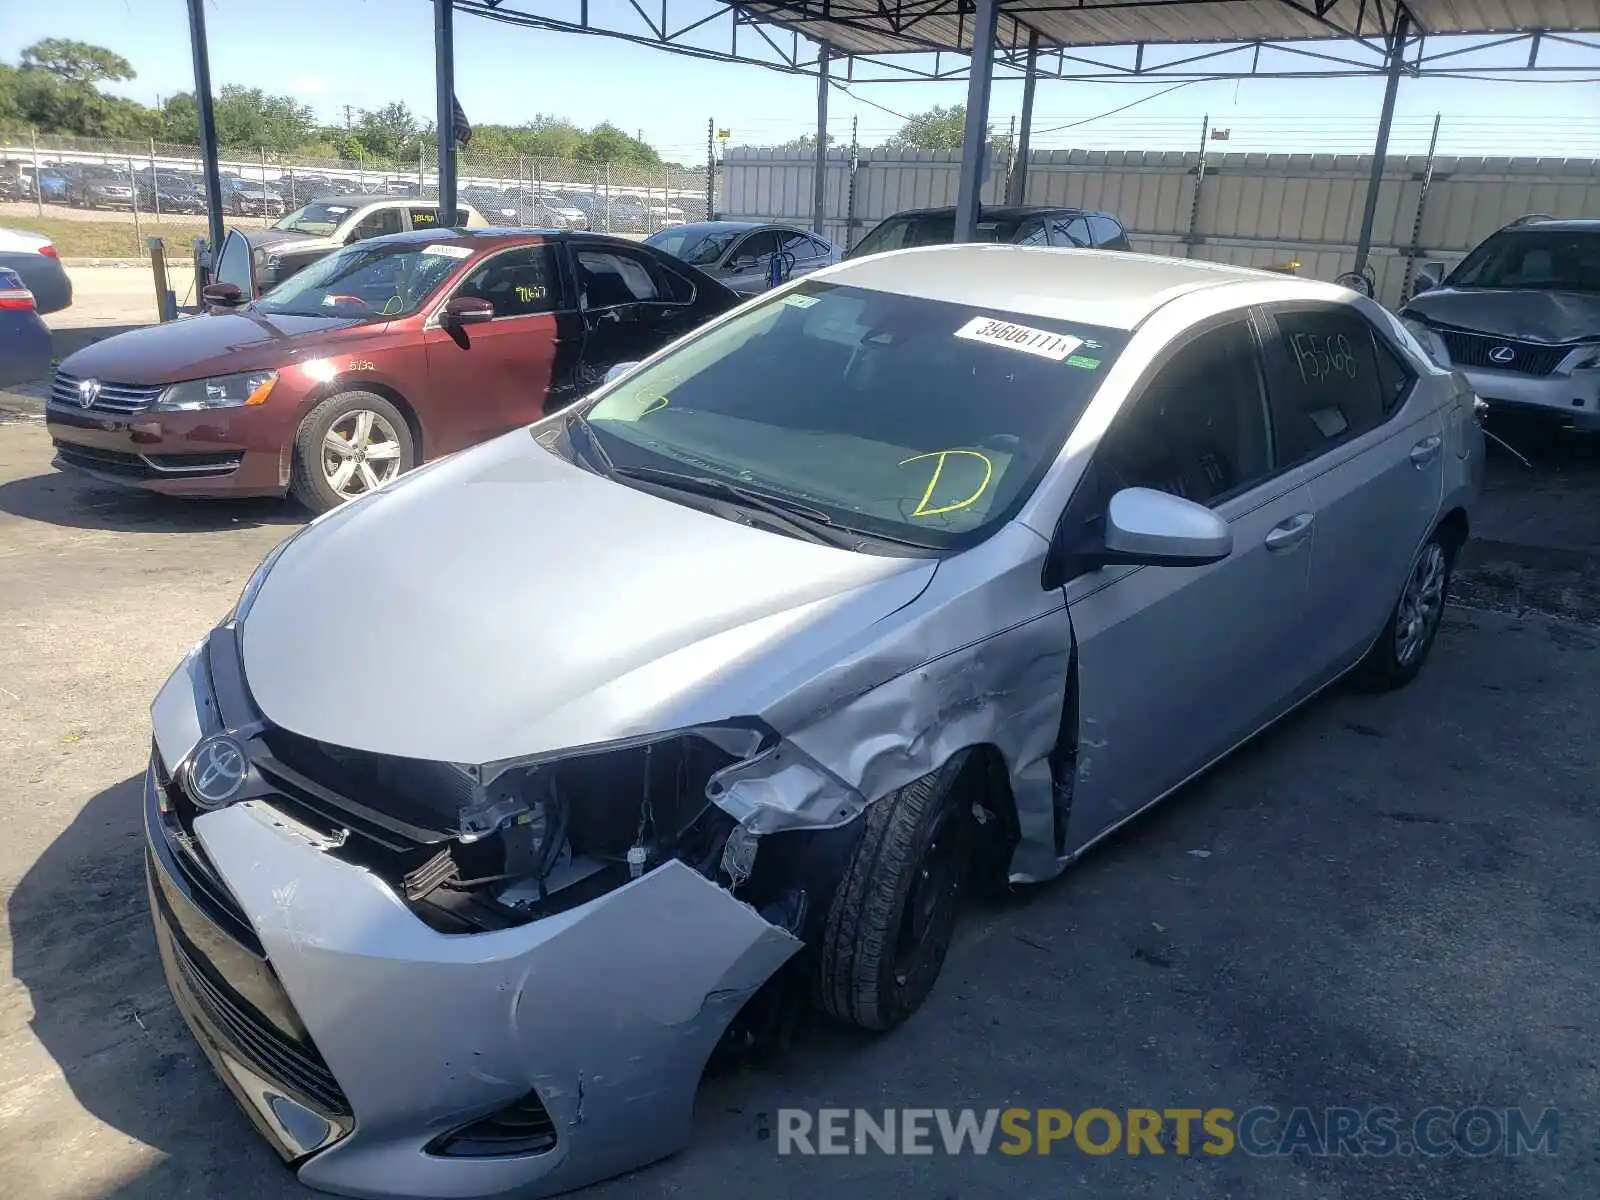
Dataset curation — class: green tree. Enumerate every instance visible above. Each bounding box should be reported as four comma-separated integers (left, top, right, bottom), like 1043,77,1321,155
160,87,318,151
354,102,427,161
575,122,659,166
881,104,1011,158
775,132,835,152
19,38,134,84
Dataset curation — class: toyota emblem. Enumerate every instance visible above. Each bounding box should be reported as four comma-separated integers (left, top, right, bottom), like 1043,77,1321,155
185,734,249,809
1488,345,1516,365
77,378,102,409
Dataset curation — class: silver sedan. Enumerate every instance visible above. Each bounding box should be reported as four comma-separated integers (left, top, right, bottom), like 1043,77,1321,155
645,220,842,296
144,245,1482,1198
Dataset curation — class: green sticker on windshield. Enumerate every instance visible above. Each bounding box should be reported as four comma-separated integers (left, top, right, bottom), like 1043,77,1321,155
784,294,820,309
1066,354,1101,370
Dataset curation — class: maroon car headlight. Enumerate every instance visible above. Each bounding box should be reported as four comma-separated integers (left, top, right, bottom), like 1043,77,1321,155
154,369,278,411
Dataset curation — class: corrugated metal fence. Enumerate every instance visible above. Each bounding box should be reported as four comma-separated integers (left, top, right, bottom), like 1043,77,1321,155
719,146,1600,307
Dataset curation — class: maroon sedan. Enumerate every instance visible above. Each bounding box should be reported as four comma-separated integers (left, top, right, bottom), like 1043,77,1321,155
46,229,739,511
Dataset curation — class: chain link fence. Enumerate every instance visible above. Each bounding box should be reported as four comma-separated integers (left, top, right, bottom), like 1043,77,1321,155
0,129,718,255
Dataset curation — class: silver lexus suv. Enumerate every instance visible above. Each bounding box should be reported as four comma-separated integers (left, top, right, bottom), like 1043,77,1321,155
1400,216,1600,431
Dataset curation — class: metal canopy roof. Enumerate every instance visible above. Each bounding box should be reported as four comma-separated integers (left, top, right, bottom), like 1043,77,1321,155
738,0,1600,57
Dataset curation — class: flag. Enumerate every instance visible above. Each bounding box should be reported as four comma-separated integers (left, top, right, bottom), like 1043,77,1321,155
451,95,472,148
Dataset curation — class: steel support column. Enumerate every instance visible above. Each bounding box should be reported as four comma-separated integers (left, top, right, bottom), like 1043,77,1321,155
434,0,458,227
1006,30,1040,206
1352,11,1411,277
813,44,831,235
953,0,1001,241
185,0,225,265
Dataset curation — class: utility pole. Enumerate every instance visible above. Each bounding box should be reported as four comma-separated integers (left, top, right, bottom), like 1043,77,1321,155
343,104,356,129
705,117,715,221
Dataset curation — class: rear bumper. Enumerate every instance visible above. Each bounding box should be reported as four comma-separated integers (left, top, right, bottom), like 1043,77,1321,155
47,404,291,497
1459,364,1600,431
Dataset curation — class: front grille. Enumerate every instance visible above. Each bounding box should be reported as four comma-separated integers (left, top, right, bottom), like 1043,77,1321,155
167,925,352,1117
50,370,164,414
1437,330,1571,377
53,441,149,478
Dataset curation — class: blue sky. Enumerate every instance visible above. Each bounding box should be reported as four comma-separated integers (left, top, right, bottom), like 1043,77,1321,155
4,0,1598,158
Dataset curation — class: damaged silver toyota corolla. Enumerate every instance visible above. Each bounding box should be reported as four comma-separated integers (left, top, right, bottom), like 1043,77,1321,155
145,244,1482,1198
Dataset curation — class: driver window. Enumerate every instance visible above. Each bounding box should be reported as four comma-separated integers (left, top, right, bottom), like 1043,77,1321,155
729,231,781,269
350,208,403,242
453,246,559,318
1096,320,1273,508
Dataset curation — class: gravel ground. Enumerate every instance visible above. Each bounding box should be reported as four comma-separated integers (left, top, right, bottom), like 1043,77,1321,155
0,407,1596,1200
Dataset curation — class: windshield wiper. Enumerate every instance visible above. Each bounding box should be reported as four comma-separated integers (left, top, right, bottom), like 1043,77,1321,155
609,465,851,546
564,413,615,475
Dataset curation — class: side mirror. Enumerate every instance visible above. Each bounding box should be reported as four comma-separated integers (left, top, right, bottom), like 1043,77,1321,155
604,361,641,384
1103,487,1232,566
1413,261,1445,294
442,295,494,325
201,282,245,308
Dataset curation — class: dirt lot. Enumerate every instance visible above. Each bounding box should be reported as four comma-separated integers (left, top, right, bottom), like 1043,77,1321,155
0,398,1598,1200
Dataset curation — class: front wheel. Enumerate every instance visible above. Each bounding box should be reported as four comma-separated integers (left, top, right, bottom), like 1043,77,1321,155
289,392,415,514
816,756,976,1031
1356,531,1455,690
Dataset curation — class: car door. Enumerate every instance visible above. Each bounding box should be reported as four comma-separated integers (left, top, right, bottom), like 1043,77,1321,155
721,230,783,294
1014,217,1050,247
421,243,566,451
1256,302,1445,681
569,241,707,379
1059,315,1324,846
778,230,830,280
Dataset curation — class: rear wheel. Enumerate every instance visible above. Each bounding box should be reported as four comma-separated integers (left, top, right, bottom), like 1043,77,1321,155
816,756,976,1031
289,392,414,514
1356,530,1455,690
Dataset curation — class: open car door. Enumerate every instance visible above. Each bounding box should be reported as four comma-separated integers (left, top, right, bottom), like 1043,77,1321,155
213,227,259,297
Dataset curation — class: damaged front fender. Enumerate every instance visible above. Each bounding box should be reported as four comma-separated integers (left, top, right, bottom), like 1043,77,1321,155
194,800,801,1200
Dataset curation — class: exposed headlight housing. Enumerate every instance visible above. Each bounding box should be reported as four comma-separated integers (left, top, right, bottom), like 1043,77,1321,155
1400,316,1450,367
154,369,278,411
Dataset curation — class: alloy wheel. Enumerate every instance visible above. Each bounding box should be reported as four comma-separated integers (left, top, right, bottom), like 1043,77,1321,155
1395,541,1447,666
321,409,403,499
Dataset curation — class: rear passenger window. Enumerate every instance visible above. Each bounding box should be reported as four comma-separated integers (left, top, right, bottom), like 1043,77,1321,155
1089,215,1128,248
1267,308,1393,463
1373,336,1414,414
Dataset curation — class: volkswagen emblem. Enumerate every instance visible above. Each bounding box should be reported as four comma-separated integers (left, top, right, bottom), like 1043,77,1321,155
76,378,101,409
185,734,249,809
1488,345,1516,365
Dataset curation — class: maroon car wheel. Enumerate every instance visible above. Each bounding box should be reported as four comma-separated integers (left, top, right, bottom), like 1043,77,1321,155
290,391,415,514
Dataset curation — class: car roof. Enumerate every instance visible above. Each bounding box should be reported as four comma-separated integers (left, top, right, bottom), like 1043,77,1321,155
819,244,1341,330
878,204,1097,221
1498,217,1600,233
658,220,764,236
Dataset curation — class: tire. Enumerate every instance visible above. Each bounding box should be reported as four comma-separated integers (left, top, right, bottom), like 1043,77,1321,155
289,392,415,514
817,755,977,1031
1355,528,1455,691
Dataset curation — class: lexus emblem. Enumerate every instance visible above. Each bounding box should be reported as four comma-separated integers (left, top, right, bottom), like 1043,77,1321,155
77,378,102,409
185,734,249,808
1488,345,1516,365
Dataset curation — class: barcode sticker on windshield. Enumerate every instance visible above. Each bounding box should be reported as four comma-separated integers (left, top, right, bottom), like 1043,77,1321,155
421,244,472,259
325,206,350,214
955,316,1083,362
784,294,820,309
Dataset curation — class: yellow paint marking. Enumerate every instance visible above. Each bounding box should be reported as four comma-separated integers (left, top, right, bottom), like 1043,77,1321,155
899,449,994,517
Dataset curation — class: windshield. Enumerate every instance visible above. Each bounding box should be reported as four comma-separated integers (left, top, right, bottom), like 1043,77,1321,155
647,228,740,266
255,240,467,318
583,283,1126,550
849,213,1017,259
274,201,357,236
1448,229,1600,293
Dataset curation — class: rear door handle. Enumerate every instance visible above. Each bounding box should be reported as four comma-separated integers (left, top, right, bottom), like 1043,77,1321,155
1265,512,1315,551
1410,435,1443,467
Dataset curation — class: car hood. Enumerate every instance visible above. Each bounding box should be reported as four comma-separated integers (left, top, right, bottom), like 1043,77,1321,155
59,309,372,383
239,429,937,765
1403,287,1600,344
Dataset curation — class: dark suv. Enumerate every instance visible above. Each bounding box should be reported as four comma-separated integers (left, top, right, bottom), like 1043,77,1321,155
847,204,1131,259
1400,216,1600,431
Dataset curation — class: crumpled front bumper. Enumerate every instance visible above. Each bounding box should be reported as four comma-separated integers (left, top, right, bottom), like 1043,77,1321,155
146,671,802,1199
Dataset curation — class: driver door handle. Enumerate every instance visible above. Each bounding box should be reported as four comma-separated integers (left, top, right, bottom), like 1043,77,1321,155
1265,512,1315,552
1410,435,1443,467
